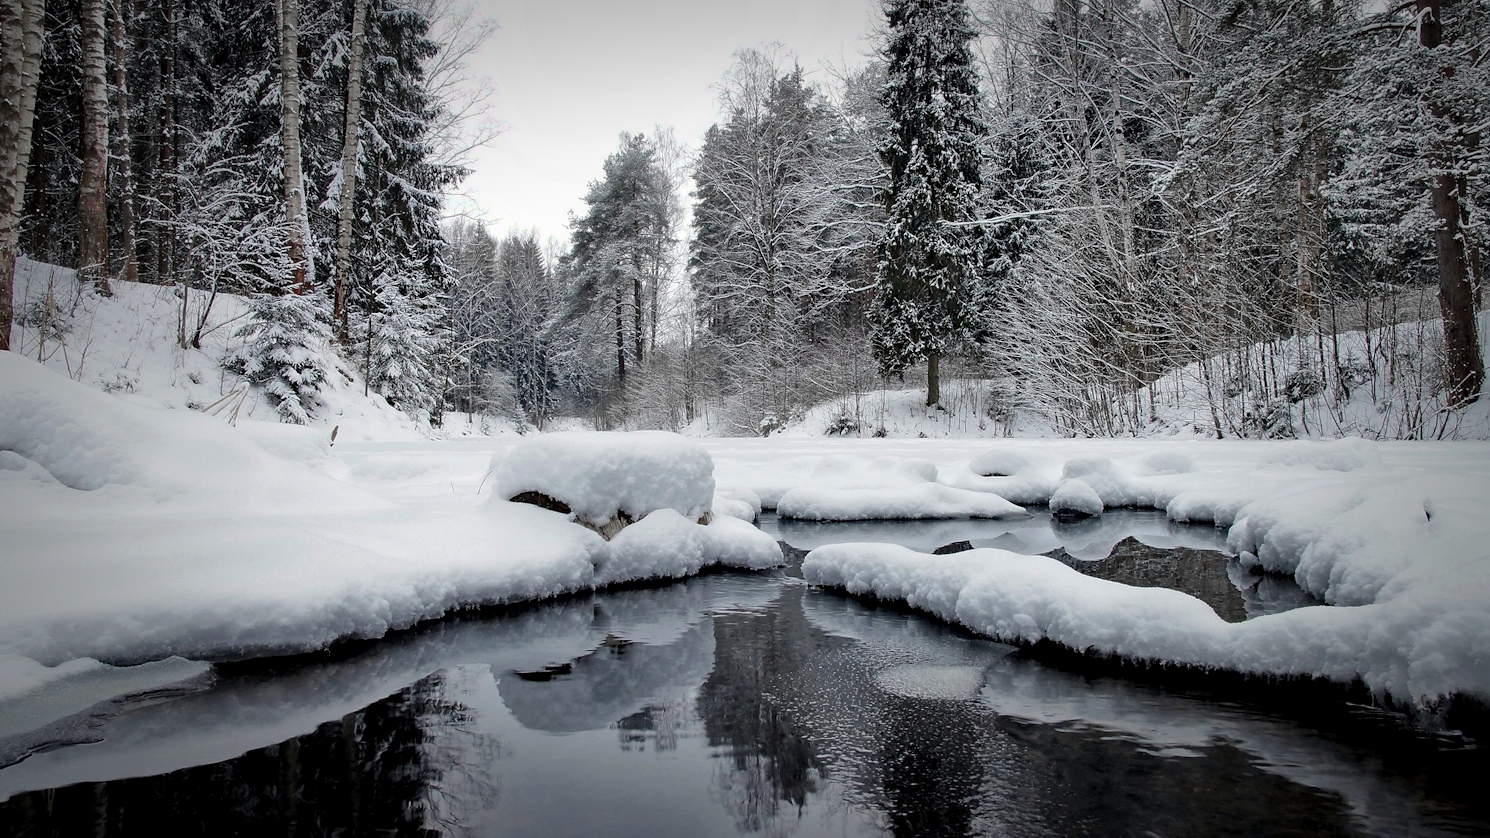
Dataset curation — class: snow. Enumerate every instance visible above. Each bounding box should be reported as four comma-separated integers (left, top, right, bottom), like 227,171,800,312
4,257,446,442
767,454,1026,520
780,439,1490,708
0,355,779,687
1049,478,1103,518
491,431,714,526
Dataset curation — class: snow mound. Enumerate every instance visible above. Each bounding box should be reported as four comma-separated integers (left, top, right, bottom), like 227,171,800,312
770,454,1024,521
713,486,762,522
1050,479,1103,518
491,431,715,526
778,482,1026,521
0,353,382,515
596,510,782,586
803,535,1490,709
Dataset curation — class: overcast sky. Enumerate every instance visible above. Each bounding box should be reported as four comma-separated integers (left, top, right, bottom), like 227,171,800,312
442,0,883,246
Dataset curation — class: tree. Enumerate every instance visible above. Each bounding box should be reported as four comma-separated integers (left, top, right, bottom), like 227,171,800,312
332,0,367,339
109,0,136,284
0,0,46,351
77,0,109,294
279,0,310,292
1415,0,1483,407
872,0,989,407
564,132,674,402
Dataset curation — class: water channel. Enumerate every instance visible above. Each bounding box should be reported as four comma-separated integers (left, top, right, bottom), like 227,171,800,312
1,511,1485,836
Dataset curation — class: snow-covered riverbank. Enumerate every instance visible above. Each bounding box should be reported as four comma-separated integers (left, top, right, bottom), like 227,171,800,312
4,352,1488,719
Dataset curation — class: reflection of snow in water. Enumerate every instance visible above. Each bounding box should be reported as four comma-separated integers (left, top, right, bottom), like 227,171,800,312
3,566,1477,837
802,591,1442,835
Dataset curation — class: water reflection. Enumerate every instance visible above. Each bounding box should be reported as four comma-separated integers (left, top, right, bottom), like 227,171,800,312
766,510,1320,624
1,570,1484,837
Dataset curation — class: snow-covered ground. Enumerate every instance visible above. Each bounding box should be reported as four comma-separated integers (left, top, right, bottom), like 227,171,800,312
710,435,1490,711
0,354,779,720
5,257,519,442
3,257,1488,740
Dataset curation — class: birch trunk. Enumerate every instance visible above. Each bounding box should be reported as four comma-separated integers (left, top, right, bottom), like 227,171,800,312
333,0,367,338
110,0,135,284
280,0,310,293
0,0,46,351
79,0,112,295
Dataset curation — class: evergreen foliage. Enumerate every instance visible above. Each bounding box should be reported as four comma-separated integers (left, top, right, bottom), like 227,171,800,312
871,0,989,401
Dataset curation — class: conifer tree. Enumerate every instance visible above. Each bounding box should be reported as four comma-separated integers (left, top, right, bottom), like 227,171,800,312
871,0,988,406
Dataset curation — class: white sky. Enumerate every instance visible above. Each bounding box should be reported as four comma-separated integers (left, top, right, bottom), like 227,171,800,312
441,0,883,247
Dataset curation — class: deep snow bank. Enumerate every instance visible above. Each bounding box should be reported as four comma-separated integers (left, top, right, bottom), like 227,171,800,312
795,438,1490,708
0,358,779,685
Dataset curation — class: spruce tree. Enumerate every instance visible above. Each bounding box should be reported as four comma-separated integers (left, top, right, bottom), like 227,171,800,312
871,0,988,407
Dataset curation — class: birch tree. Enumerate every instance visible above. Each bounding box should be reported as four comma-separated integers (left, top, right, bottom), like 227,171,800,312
280,0,310,292
78,0,110,294
332,0,367,339
0,0,45,351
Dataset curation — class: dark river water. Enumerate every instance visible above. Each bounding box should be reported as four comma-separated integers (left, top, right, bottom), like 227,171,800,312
1,512,1485,836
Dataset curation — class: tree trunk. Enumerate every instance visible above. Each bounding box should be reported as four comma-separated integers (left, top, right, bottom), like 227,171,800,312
110,0,136,284
154,0,175,285
633,270,644,366
614,288,626,383
280,0,310,293
78,0,111,295
1418,0,1484,407
0,0,46,351
926,351,940,406
333,0,367,339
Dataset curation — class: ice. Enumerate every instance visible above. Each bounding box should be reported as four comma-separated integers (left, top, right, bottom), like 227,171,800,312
491,431,714,526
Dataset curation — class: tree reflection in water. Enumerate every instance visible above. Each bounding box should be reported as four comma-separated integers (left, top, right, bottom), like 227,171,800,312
696,595,826,835
0,669,498,838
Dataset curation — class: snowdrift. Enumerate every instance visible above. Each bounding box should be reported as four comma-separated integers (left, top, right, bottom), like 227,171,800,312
786,438,1490,709
0,358,779,684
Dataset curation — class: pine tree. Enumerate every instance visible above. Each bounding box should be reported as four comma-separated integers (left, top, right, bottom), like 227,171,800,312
872,0,988,407
564,132,672,398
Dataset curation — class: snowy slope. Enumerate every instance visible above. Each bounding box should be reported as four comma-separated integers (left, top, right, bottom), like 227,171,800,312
5,256,474,442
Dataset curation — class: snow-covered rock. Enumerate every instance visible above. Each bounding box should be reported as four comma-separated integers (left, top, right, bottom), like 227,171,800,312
1049,478,1103,519
713,486,762,522
491,431,714,528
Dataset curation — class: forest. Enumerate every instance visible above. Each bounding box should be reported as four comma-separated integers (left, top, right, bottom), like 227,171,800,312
0,0,1485,439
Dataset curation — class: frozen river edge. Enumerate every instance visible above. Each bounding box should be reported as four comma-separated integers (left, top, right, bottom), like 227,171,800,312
4,353,1490,742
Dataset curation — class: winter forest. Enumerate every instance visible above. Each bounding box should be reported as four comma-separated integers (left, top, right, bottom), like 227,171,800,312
6,1,1490,831
0,0,1486,441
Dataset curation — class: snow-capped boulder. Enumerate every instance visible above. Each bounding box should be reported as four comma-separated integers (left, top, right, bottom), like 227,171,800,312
1050,478,1103,520
491,431,715,538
